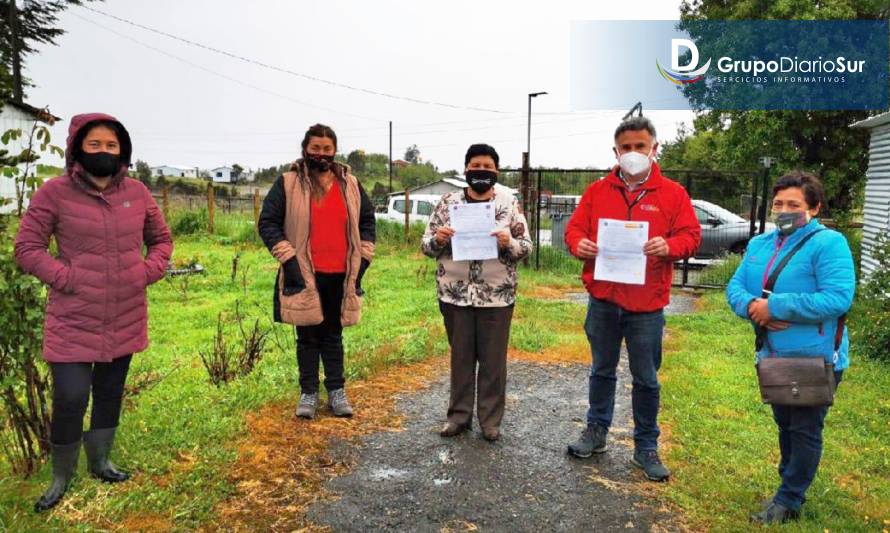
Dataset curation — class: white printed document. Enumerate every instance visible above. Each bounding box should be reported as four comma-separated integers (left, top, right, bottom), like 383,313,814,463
449,203,498,261
593,218,649,285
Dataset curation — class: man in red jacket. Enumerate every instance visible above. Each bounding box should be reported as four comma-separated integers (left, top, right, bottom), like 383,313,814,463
564,117,700,481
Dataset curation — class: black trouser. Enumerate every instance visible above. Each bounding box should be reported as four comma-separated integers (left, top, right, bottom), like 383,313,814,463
439,302,514,430
296,273,345,394
49,355,133,445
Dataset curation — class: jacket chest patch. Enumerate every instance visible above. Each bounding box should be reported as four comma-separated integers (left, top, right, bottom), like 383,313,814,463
639,204,659,212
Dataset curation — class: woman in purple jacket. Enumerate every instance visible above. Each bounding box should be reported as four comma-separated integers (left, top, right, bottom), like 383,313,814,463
15,113,173,512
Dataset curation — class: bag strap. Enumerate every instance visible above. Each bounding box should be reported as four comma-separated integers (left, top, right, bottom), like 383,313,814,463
755,229,824,353
834,314,846,354
762,230,824,296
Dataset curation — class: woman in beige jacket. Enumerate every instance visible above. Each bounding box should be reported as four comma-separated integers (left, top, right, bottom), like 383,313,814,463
258,124,376,419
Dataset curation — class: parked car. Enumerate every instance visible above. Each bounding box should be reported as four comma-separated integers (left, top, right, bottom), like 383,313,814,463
693,199,775,258
375,194,441,224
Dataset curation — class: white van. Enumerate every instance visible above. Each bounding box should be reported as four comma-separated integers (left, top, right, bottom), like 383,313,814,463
375,194,442,224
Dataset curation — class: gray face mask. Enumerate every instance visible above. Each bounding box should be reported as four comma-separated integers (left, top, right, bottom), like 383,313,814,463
774,211,810,236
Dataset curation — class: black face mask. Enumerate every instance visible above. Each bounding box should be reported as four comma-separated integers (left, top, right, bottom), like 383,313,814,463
79,151,121,178
305,153,335,172
466,169,497,194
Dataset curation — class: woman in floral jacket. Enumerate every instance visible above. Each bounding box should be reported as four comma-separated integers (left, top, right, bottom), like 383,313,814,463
421,143,532,442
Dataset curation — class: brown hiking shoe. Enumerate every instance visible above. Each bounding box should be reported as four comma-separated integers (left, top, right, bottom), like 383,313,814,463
439,422,469,437
482,427,500,442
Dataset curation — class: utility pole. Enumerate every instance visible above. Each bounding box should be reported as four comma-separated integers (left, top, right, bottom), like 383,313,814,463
758,156,775,234
389,121,393,193
523,91,547,268
9,0,24,103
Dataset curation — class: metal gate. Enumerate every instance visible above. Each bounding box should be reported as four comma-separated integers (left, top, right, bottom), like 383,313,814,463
500,167,771,289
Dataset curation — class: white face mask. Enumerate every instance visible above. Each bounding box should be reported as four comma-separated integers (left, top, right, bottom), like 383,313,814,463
617,148,653,179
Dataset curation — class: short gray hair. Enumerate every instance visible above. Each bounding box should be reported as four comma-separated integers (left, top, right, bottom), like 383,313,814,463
614,116,657,141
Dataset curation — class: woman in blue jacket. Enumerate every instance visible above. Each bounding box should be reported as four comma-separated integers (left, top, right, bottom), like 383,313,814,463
726,171,855,524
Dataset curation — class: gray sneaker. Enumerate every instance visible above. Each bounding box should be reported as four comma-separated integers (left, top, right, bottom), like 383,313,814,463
567,424,608,458
631,449,670,481
750,502,800,524
295,392,318,419
327,388,353,417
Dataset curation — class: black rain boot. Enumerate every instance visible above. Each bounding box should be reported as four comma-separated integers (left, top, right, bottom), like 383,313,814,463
83,427,130,483
34,441,81,513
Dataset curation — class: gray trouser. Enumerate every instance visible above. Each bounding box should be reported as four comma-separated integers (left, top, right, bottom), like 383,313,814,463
439,301,514,429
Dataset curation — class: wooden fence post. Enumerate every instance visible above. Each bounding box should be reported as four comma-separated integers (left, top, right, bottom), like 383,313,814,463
162,186,170,221
207,182,215,234
253,189,261,226
404,188,410,242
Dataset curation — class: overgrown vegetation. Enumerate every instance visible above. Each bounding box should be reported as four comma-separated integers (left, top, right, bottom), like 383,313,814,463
849,231,890,364
0,216,50,476
199,305,271,387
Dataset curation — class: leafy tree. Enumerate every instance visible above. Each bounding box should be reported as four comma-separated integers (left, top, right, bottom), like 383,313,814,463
1,0,101,100
231,163,244,181
404,144,420,164
0,61,11,104
135,159,152,187
346,149,366,173
397,161,438,189
660,0,890,215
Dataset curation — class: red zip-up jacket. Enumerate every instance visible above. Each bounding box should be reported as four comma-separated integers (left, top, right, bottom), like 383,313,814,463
564,163,701,312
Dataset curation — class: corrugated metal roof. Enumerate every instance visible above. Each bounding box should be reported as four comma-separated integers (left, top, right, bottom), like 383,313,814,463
852,112,890,129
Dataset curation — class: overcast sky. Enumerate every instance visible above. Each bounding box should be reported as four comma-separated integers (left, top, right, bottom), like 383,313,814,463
25,0,692,174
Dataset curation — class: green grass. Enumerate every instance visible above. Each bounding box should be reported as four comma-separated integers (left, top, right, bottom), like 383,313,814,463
0,232,578,531
696,253,744,287
661,291,889,532
1,229,885,532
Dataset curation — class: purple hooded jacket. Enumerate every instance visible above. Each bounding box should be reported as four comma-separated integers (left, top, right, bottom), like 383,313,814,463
14,113,173,363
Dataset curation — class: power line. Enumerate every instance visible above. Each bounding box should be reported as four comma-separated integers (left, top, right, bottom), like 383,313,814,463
136,124,616,154
70,12,386,123
80,5,512,114
129,113,613,140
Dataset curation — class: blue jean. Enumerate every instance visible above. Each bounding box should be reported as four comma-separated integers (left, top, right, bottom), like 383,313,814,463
584,297,664,451
770,371,843,511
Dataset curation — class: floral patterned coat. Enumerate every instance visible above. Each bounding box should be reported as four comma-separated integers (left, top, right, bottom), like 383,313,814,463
421,187,532,307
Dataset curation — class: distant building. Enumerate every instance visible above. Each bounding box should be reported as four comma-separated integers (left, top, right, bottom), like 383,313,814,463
389,177,518,198
151,165,198,178
211,166,235,183
210,166,256,184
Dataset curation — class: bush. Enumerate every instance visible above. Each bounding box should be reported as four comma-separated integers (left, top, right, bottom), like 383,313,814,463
0,215,52,476
170,209,209,236
849,231,890,364
375,219,426,250
199,307,270,387
168,179,204,196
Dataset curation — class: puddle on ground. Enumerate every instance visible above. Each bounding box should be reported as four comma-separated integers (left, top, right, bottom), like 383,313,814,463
369,467,410,481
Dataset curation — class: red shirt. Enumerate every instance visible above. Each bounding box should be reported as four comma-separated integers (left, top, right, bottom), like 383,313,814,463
564,163,701,312
310,179,349,273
